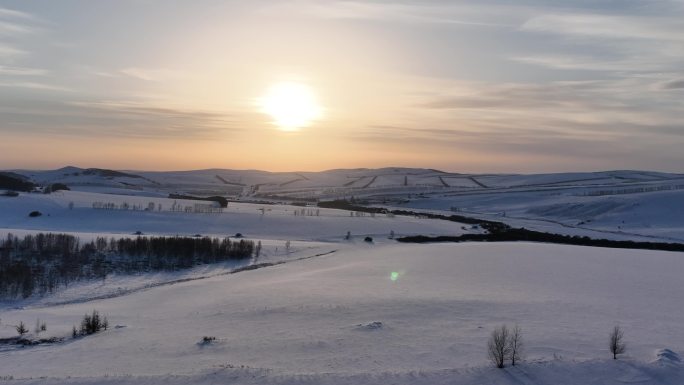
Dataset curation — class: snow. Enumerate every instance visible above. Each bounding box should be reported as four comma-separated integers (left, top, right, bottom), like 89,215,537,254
397,185,684,242
1,243,683,384
0,190,471,241
2,168,684,384
11,167,684,242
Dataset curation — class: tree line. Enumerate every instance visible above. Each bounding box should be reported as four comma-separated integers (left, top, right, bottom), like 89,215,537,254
0,233,254,298
319,200,684,253
0,173,36,192
396,229,684,252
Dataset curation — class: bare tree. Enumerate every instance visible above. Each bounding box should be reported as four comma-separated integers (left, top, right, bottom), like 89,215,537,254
609,325,626,359
487,324,510,368
509,324,523,366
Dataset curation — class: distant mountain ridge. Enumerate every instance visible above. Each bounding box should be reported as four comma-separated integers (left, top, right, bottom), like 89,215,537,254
5,166,683,201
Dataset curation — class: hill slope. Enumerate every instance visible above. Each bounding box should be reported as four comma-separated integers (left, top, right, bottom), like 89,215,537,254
0,242,682,384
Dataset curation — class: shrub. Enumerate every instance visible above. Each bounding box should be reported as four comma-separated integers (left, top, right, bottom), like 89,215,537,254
15,321,28,336
34,319,47,334
44,183,70,193
79,310,107,336
200,336,217,345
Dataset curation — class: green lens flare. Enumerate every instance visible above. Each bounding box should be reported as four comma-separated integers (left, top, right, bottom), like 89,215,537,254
390,271,399,281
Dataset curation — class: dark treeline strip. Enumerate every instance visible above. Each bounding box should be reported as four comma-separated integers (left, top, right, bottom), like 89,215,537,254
168,194,228,208
0,233,254,299
0,173,36,192
318,200,388,213
318,200,507,231
396,229,684,252
320,199,684,252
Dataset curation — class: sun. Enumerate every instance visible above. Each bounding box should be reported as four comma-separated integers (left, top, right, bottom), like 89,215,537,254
259,81,323,131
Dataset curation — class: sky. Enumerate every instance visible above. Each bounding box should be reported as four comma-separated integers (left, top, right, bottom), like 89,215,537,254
0,0,683,173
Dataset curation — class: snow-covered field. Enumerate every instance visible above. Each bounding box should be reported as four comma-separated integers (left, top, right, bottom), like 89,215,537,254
1,168,683,384
1,243,683,384
0,190,471,241
0,189,473,308
8,166,684,241
397,188,684,242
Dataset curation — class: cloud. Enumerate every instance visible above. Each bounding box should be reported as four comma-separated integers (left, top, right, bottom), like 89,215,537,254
0,65,47,76
261,1,517,27
521,14,684,41
511,54,675,72
392,77,684,164
118,67,182,82
0,43,25,57
351,123,634,164
420,81,629,111
0,7,41,78
516,9,684,74
0,81,68,91
0,20,34,35
91,67,183,82
0,99,240,139
662,78,684,89
0,7,34,21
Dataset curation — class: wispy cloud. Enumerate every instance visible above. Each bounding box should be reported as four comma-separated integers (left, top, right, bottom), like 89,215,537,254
521,14,684,41
0,81,70,92
118,67,182,82
0,7,39,63
0,43,25,57
0,7,34,21
356,75,684,168
0,20,34,35
0,99,240,139
511,54,674,72
516,10,684,74
662,78,684,90
91,67,183,82
261,1,517,27
350,123,634,167
0,65,47,76
420,79,684,127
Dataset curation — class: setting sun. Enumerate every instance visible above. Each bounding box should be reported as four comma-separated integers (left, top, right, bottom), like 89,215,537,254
259,81,323,131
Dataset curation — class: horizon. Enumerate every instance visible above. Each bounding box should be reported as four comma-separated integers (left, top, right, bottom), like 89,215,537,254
4,163,682,176
1,1,683,172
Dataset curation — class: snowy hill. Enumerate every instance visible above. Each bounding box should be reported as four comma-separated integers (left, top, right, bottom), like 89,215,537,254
1,242,683,384
5,166,684,241
1,167,683,384
0,190,470,241
13,167,681,198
